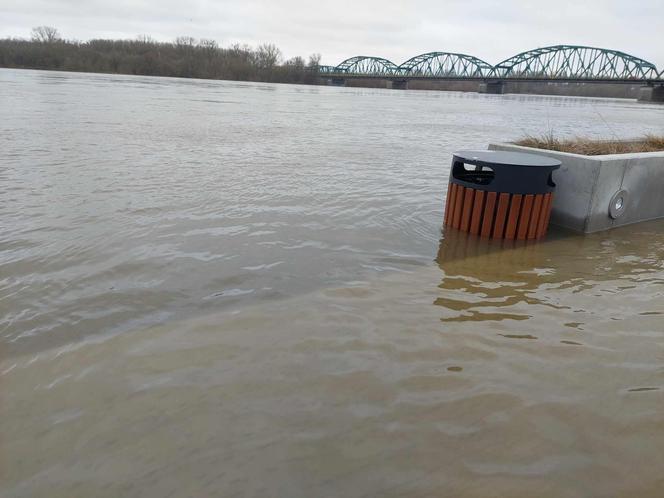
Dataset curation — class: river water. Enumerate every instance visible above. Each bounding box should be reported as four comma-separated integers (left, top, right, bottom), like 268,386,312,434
2,69,664,496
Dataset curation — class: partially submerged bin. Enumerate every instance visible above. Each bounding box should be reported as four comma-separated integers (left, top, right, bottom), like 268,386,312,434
444,150,561,240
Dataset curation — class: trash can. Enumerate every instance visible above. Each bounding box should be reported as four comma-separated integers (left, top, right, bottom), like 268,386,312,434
444,150,561,240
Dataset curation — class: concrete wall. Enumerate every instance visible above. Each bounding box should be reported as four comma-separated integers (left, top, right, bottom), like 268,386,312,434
341,78,482,92
501,81,642,99
489,143,664,233
638,85,664,102
342,78,393,89
319,77,646,99
319,77,481,92
403,80,481,92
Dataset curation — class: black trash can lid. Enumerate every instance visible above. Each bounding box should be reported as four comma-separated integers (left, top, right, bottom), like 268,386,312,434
453,150,561,168
451,149,561,194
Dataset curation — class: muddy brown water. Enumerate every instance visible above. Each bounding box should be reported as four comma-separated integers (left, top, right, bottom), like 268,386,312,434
2,69,664,496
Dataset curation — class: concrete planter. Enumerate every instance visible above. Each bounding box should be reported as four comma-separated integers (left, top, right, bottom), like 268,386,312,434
488,143,664,233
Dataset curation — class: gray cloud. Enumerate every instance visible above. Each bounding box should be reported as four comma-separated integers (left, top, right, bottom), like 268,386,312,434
2,0,663,68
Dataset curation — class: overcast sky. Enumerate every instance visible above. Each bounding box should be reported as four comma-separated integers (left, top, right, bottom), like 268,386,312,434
2,0,663,68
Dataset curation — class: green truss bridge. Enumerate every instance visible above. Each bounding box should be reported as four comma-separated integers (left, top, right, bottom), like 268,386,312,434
318,45,664,101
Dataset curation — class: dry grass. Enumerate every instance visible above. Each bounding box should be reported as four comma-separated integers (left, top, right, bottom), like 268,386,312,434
514,133,664,155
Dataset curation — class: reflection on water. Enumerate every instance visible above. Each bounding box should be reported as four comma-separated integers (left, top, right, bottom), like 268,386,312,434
436,224,664,331
3,219,664,497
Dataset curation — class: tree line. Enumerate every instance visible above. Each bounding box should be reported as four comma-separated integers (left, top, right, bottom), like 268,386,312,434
0,27,322,84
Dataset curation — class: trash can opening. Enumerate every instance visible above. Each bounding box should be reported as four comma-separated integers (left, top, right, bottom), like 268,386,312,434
452,160,495,186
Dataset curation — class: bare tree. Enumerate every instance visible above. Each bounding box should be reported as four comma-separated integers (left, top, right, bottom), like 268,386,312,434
175,36,196,49
1,34,323,85
136,34,154,44
229,43,253,57
31,26,61,43
255,43,282,70
286,56,305,68
198,38,218,53
307,53,322,69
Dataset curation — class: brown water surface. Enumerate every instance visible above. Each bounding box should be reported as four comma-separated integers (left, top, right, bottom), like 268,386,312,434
2,69,664,497
3,221,664,497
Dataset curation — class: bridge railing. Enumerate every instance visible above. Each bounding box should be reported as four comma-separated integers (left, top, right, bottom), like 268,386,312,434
319,45,662,81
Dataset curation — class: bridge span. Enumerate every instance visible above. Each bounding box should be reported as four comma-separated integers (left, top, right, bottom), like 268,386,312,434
317,45,664,101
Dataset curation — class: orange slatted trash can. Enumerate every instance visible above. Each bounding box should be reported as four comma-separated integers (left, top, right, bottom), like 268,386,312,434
444,150,560,240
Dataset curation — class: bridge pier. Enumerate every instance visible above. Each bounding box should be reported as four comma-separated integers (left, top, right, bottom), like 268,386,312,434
390,79,409,90
637,84,664,102
479,80,505,94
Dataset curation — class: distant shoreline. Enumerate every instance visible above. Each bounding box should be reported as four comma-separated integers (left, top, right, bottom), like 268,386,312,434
0,36,322,86
0,65,322,88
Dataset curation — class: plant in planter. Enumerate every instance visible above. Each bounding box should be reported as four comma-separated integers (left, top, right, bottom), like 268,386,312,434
489,134,664,233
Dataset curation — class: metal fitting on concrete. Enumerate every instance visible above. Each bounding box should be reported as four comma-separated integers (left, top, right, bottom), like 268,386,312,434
609,190,628,219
